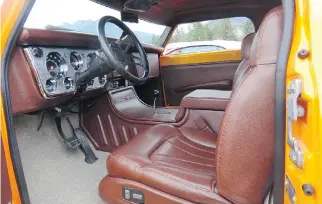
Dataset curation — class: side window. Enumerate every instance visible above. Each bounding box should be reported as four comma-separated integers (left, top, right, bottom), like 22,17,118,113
165,17,255,55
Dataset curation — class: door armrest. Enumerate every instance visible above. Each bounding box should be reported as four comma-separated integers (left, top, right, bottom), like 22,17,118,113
180,89,232,111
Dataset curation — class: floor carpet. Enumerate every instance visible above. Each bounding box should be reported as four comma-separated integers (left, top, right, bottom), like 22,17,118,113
15,113,110,204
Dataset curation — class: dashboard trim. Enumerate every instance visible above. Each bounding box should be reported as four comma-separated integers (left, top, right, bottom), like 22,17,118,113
19,28,165,54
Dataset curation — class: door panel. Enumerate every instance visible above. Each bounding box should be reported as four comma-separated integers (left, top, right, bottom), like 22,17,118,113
160,50,241,106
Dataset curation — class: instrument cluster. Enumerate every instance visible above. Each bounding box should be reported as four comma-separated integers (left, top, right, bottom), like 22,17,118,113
25,47,109,98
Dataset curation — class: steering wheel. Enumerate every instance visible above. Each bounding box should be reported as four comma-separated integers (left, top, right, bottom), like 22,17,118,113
97,16,149,84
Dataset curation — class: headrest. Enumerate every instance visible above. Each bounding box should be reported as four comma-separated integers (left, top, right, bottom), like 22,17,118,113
250,5,283,66
241,33,255,60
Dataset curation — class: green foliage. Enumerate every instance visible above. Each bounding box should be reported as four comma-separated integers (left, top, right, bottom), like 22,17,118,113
212,19,239,41
169,18,255,43
151,34,160,45
240,19,255,37
169,27,187,43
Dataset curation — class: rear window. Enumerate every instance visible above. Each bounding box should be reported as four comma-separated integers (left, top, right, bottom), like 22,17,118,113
165,17,255,55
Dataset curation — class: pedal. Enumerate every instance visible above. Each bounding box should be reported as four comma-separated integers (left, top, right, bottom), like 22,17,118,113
73,128,98,164
54,113,98,164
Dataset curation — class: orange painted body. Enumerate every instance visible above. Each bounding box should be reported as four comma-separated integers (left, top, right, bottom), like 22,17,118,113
1,0,27,203
160,50,241,67
284,0,322,203
1,0,322,203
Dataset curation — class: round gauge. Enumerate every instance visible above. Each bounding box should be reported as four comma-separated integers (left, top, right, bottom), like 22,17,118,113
70,51,83,70
45,78,57,92
64,77,74,90
46,52,68,78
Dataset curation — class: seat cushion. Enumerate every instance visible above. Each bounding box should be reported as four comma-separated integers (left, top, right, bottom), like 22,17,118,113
105,124,230,204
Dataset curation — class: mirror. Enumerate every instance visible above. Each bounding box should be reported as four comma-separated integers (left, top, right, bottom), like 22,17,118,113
121,12,139,23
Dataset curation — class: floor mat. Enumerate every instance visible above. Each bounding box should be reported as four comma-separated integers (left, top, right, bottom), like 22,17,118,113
14,113,110,204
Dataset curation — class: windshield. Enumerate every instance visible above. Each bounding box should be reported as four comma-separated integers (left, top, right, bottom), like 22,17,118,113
24,0,167,45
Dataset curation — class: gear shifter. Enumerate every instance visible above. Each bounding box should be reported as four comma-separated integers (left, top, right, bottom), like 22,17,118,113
153,90,160,114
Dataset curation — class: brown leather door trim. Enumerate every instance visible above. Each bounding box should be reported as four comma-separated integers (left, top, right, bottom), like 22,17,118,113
161,61,240,106
175,80,232,93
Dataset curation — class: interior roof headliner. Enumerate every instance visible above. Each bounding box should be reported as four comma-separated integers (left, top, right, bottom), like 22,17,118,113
93,0,280,27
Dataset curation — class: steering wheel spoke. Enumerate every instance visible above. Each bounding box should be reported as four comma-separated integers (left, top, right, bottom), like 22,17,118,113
98,16,149,84
116,32,134,52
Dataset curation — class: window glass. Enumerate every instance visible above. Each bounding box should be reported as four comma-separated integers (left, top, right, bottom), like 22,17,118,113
167,45,225,55
24,0,167,45
165,17,255,54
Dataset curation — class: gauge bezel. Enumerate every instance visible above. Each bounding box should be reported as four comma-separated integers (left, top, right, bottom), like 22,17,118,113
46,52,68,79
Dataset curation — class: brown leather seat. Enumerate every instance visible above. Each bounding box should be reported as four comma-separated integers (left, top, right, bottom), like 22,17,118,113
232,32,255,92
99,5,282,204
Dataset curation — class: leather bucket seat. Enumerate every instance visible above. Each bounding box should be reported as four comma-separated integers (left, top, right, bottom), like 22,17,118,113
99,5,282,204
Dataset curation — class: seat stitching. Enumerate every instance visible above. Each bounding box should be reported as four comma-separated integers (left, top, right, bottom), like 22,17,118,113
152,160,216,176
111,155,212,193
165,140,215,161
148,134,182,158
110,154,142,168
151,153,215,167
185,97,229,101
176,137,215,154
143,167,212,192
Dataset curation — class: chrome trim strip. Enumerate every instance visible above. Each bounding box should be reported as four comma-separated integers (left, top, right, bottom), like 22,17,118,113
133,127,138,136
97,114,108,145
108,114,119,146
122,126,129,142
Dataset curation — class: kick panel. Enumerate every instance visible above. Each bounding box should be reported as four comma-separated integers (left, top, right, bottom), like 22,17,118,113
80,96,150,152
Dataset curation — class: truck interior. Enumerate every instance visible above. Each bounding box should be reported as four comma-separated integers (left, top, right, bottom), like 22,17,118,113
5,0,289,203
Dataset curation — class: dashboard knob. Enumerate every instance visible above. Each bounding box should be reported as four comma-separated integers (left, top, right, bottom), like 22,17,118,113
32,47,44,58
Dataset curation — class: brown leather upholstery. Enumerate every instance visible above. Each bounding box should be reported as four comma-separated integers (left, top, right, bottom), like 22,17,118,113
215,6,282,203
232,32,255,91
101,124,230,204
99,5,282,204
177,33,254,117
180,89,232,111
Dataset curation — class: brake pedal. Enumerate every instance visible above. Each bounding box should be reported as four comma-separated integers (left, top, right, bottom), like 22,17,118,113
73,128,98,164
54,113,97,164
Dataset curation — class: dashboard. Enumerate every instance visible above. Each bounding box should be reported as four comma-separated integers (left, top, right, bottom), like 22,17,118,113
9,28,164,115
25,47,111,98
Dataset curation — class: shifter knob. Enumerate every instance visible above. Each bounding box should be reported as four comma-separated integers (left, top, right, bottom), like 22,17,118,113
154,90,160,97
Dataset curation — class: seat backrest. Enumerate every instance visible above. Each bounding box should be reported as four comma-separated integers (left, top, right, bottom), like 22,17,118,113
215,5,283,204
232,32,255,92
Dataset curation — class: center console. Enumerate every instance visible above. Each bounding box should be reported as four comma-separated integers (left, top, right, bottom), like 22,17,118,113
108,86,180,122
